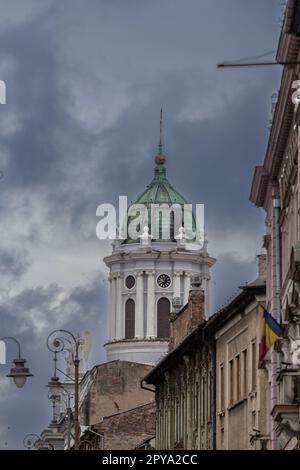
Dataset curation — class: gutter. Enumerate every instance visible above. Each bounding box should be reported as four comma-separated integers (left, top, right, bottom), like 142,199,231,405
141,379,155,393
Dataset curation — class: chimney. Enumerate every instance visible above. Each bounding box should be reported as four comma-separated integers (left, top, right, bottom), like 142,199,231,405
257,254,267,279
169,275,205,351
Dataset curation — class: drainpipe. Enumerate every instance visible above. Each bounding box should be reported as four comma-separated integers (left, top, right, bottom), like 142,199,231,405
271,197,282,449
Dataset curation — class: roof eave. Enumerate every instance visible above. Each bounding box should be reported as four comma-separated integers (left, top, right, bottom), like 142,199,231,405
250,0,300,207
249,165,270,207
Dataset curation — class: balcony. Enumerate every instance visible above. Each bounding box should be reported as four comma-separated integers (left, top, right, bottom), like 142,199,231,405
271,369,300,449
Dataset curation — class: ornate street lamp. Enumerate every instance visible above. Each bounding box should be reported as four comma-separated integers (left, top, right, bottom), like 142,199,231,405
47,330,81,450
0,337,33,388
47,371,74,450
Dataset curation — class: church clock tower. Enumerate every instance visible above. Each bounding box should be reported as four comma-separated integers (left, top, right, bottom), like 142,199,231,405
104,116,216,365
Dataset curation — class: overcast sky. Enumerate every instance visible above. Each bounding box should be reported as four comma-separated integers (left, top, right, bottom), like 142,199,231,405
0,0,283,449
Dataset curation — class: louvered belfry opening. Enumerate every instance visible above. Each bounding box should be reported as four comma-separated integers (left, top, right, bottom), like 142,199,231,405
125,299,135,339
157,297,171,338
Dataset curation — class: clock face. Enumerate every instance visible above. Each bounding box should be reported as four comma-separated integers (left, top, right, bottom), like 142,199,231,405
157,274,171,289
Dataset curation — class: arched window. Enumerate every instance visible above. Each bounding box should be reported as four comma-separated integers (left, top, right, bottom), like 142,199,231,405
125,299,135,339
157,297,170,338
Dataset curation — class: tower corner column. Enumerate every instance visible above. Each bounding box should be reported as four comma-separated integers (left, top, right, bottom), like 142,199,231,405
146,270,156,338
183,272,192,305
108,274,117,341
135,271,144,339
115,272,123,340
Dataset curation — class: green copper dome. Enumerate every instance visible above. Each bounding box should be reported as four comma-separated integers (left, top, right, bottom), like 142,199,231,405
122,148,196,244
136,159,187,207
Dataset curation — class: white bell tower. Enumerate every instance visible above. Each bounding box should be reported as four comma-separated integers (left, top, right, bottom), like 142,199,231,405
103,115,216,365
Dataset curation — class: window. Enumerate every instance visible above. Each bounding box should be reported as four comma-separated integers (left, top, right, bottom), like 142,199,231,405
242,349,247,397
208,371,212,420
157,298,171,338
125,275,135,289
200,375,205,424
125,299,135,339
236,354,241,400
195,383,199,428
220,364,225,411
251,341,257,391
229,359,234,405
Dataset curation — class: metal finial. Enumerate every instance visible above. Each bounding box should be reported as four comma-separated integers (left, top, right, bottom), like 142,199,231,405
159,107,163,154
155,107,166,165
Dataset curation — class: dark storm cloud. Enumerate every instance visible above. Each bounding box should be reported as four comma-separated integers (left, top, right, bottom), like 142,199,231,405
99,70,277,231
211,253,258,311
0,0,283,448
0,27,63,188
0,277,107,339
0,248,30,278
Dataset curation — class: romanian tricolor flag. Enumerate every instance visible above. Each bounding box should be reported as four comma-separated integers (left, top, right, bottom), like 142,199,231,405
259,309,284,367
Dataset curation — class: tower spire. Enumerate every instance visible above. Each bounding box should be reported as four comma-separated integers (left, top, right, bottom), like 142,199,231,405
155,107,166,166
159,107,163,154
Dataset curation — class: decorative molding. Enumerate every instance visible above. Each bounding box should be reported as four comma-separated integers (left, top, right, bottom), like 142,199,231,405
279,128,298,208
250,165,270,208
134,270,144,277
173,271,183,277
184,272,193,278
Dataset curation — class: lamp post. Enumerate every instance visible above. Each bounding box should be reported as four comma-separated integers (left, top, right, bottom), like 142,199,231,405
0,337,33,388
46,330,81,450
47,373,74,450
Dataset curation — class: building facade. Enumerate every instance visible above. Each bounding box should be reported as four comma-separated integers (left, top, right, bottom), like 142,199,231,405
79,360,154,426
144,258,268,450
41,360,155,450
250,0,300,449
79,402,156,450
144,278,215,450
104,141,215,365
214,259,268,450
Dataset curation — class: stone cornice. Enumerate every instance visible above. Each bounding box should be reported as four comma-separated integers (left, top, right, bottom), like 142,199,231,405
250,0,300,208
264,67,295,179
249,165,270,207
250,64,297,209
170,252,216,267
104,250,216,267
277,1,300,64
